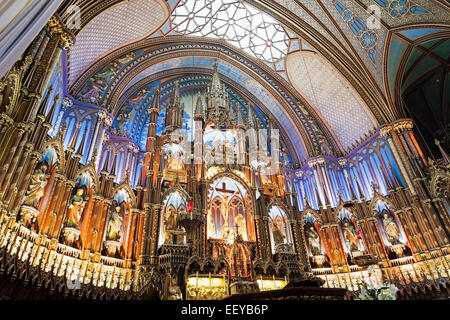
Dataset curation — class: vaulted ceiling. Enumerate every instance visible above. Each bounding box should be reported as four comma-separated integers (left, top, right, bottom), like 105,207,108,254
56,0,450,162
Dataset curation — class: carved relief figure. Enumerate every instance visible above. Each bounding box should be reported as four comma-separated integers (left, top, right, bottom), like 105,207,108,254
382,211,401,245
306,225,322,256
167,277,183,300
207,211,216,237
272,217,286,245
343,220,359,252
165,206,178,231
106,205,123,242
235,213,247,241
23,163,48,208
64,188,85,228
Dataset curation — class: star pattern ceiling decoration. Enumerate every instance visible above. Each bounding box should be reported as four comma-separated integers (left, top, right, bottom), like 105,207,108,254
171,0,290,63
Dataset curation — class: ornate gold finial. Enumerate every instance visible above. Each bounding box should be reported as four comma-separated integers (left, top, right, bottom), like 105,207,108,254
47,15,75,49
337,190,343,203
124,167,130,182
303,193,310,207
59,123,67,137
90,150,98,165
371,181,378,193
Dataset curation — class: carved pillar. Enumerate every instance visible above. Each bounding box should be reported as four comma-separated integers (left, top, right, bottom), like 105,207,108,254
46,174,67,237
9,150,42,215
0,126,26,190
380,123,417,195
357,217,387,259
40,173,65,235
51,180,75,240
0,125,32,200
4,142,34,209
139,203,153,265
149,204,161,265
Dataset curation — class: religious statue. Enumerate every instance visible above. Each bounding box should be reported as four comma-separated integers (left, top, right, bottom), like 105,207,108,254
23,163,48,208
382,211,401,245
235,213,247,241
165,206,178,231
272,217,286,245
219,193,233,227
167,277,183,300
105,205,123,242
64,188,85,228
207,212,216,238
307,225,322,256
342,220,359,252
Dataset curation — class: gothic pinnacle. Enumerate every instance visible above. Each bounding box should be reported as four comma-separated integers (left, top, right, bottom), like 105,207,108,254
381,166,394,190
68,122,82,151
150,86,160,111
171,81,180,106
37,86,54,117
102,148,110,173
195,92,204,116
354,175,365,199
110,152,118,177
75,124,88,157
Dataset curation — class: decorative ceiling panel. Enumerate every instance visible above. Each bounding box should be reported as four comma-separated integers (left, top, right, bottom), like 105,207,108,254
67,0,168,85
269,0,350,58
358,0,450,28
286,51,378,150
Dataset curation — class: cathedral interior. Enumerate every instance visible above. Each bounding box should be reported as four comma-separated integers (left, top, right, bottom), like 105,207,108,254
0,0,449,301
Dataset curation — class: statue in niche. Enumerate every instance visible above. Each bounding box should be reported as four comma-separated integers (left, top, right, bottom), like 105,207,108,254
167,277,183,300
64,188,85,228
207,211,216,237
306,225,322,256
272,217,286,245
381,210,401,245
342,220,359,252
235,213,247,241
23,162,48,208
165,206,178,231
105,205,123,242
